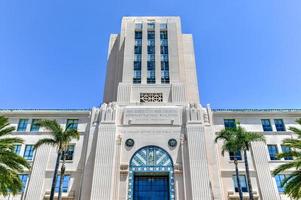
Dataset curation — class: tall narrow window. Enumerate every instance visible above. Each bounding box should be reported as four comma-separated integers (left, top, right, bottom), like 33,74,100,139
133,30,142,84
281,145,293,160
30,119,40,132
160,30,169,83
268,145,279,160
19,174,29,192
147,30,156,84
23,145,34,160
14,144,21,155
274,119,286,131
55,175,70,192
275,174,286,192
233,175,248,192
66,119,78,131
261,119,272,131
224,119,236,129
17,119,28,132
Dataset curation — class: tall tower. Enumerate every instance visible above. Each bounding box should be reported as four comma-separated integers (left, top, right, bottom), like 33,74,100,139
103,16,200,105
83,17,218,200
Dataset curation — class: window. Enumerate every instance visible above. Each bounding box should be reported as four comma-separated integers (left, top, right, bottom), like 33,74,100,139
135,23,143,30
281,145,293,160
160,39,168,46
23,145,34,160
147,46,155,54
147,23,155,30
134,54,142,62
160,54,169,62
30,119,40,132
274,119,285,131
261,119,272,131
147,39,155,46
134,46,142,54
19,174,29,192
233,175,248,192
66,119,78,131
63,144,75,161
55,175,70,192
17,119,28,132
275,174,286,192
229,151,242,160
160,46,168,54
224,119,236,129
14,144,21,155
134,61,141,70
135,39,142,46
160,23,167,30
135,31,142,39
160,31,168,39
147,31,155,39
147,54,155,62
268,145,279,160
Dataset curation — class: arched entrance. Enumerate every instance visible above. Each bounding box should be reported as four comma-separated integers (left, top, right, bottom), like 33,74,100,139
128,146,175,200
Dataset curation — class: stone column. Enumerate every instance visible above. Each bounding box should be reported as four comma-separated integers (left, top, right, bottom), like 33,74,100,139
89,124,117,200
25,145,51,200
251,142,280,200
186,125,212,200
111,135,122,200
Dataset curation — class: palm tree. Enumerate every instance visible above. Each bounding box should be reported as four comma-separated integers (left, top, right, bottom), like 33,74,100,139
34,119,79,200
0,116,30,196
215,123,265,200
235,125,265,200
273,119,301,200
215,128,244,200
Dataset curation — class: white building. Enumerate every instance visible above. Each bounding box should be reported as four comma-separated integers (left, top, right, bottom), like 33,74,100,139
0,16,300,200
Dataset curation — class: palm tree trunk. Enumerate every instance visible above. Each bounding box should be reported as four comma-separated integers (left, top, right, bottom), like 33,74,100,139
244,149,254,200
234,159,243,200
58,151,66,200
50,151,62,200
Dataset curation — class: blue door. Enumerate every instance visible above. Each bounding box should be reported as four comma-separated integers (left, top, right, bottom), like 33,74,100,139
133,175,169,200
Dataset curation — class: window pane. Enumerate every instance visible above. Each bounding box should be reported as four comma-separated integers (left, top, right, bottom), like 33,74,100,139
233,175,248,192
23,145,34,160
30,119,40,132
147,23,155,30
268,145,279,160
17,119,28,132
19,174,29,192
275,174,286,192
261,119,272,131
66,119,78,131
224,119,236,129
135,31,142,39
281,145,293,160
14,144,21,155
55,175,70,193
274,119,285,131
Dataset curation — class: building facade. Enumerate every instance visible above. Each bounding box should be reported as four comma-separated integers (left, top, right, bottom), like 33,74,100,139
0,17,300,200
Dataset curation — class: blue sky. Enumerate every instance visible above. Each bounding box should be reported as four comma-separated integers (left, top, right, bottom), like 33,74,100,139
0,0,300,109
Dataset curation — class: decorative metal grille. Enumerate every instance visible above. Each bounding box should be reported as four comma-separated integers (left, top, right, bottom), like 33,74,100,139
140,93,163,103
128,146,175,200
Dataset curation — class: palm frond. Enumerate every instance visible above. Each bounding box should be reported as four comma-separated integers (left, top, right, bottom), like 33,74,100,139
34,138,57,149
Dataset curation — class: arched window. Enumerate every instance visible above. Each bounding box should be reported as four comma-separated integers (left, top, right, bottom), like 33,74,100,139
128,146,175,200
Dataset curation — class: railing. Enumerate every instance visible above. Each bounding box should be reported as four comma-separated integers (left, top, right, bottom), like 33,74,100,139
44,191,75,200
227,191,259,200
